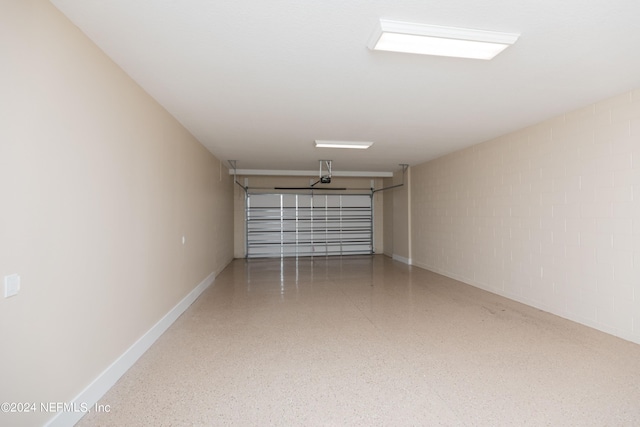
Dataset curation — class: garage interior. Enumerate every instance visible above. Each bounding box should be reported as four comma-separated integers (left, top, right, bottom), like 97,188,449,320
2,1,640,426
77,256,640,426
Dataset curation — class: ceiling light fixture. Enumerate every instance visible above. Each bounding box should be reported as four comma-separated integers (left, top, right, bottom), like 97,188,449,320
314,140,374,149
368,19,519,60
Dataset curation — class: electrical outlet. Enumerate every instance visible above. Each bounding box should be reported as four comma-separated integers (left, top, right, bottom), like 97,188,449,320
4,274,20,298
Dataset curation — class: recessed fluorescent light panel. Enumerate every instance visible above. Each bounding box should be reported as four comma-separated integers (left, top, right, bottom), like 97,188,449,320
368,19,519,60
315,140,374,150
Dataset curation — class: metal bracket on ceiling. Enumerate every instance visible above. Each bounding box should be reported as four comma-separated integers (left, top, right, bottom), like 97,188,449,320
311,160,333,186
227,160,248,192
372,164,409,194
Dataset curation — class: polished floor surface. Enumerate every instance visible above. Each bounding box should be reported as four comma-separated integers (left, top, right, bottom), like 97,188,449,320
78,256,640,426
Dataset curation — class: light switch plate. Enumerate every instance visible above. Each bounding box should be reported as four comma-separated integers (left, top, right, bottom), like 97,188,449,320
4,274,20,298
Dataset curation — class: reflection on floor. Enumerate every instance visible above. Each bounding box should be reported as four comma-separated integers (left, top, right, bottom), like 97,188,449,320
78,255,640,426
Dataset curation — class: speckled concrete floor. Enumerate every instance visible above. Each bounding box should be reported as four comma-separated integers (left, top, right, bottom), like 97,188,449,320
77,255,640,426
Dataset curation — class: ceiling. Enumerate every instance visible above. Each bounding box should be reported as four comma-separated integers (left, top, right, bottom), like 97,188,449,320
51,0,640,175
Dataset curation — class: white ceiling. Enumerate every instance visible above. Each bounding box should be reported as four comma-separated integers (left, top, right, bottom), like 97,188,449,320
51,0,640,174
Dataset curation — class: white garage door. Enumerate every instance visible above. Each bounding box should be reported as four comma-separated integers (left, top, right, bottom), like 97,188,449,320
246,193,373,258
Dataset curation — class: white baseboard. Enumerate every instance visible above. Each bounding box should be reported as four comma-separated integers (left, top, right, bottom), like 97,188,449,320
392,254,412,265
409,260,640,347
45,270,220,427
408,259,430,271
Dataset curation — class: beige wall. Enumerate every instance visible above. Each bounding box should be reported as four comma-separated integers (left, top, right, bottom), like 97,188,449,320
392,168,411,263
411,90,640,345
0,1,234,426
382,177,394,257
233,176,248,258
380,170,412,260
233,175,384,257
373,182,384,254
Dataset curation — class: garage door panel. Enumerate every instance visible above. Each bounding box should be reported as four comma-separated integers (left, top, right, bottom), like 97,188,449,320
246,193,372,258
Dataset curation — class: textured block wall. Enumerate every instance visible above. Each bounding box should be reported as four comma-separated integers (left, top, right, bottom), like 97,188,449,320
411,90,640,344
